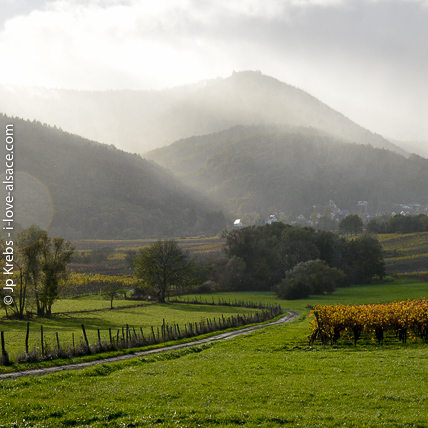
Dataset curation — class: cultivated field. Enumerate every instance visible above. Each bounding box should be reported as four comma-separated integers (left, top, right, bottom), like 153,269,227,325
379,231,428,279
69,236,225,275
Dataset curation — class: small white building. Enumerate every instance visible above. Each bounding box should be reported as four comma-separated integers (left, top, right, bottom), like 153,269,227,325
233,219,244,227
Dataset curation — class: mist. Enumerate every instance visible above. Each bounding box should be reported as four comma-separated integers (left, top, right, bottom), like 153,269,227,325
0,0,427,150
0,72,410,157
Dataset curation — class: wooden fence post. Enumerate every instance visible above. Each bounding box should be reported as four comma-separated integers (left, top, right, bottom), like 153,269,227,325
1,331,9,365
81,324,90,354
25,322,30,354
41,325,44,355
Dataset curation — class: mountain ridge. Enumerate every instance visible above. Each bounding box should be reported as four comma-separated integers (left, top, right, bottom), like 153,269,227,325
146,124,428,219
0,114,226,240
0,71,408,156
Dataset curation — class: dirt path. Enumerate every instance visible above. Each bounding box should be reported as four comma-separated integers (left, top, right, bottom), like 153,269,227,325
0,310,299,381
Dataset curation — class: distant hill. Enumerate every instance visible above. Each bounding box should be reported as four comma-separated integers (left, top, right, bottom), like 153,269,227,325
390,139,428,159
146,125,428,218
0,114,225,240
0,71,406,155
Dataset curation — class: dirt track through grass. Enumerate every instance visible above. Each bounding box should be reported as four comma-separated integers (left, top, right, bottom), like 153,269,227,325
0,310,299,381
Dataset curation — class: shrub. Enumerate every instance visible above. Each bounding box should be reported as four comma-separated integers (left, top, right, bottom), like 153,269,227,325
275,259,346,300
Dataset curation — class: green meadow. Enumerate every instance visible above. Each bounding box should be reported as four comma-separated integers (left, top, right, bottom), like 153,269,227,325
0,299,261,363
0,278,427,427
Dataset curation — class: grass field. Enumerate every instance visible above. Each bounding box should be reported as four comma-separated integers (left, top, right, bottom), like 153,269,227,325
0,298,261,364
0,278,427,427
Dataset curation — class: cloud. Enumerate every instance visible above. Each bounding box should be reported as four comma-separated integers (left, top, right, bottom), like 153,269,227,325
0,0,427,142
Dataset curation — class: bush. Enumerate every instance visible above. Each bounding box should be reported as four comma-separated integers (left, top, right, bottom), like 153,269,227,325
275,259,346,300
277,279,313,300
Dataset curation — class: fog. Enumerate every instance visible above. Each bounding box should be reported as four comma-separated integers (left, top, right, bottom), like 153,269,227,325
0,0,427,152
0,72,408,156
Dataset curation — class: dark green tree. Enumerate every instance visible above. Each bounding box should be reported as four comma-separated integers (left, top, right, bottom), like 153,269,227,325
134,240,193,303
224,223,287,290
281,227,320,271
214,255,246,291
339,215,363,236
344,235,385,283
366,218,382,234
316,216,338,231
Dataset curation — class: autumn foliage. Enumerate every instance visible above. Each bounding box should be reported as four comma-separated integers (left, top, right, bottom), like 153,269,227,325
310,299,428,346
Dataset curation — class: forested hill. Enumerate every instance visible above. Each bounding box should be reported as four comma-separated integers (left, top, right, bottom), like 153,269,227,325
0,71,406,155
0,114,225,239
146,125,428,217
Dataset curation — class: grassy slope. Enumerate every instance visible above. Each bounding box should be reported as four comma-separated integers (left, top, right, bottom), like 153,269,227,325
2,326,427,427
0,300,260,362
0,279,427,427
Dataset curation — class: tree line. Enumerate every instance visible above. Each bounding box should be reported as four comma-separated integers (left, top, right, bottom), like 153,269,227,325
1,223,386,318
132,223,385,301
367,214,428,234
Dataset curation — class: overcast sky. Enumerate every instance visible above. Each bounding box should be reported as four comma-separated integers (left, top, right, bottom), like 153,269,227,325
0,0,427,143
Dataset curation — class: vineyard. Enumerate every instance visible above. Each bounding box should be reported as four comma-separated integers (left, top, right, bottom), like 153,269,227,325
68,236,226,275
310,299,428,346
71,236,225,254
379,232,428,279
60,273,140,298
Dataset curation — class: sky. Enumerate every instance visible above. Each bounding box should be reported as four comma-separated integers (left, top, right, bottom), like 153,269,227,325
0,0,427,144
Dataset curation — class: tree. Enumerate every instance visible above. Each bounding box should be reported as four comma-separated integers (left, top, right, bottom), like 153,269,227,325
101,282,124,309
214,255,246,291
39,235,75,316
281,226,320,271
134,240,193,303
0,239,26,318
316,215,338,231
343,235,385,283
15,225,45,316
339,215,363,236
15,226,74,317
224,223,287,290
